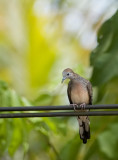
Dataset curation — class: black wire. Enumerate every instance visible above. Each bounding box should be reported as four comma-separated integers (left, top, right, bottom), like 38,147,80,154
0,104,118,118
0,104,118,112
0,111,118,118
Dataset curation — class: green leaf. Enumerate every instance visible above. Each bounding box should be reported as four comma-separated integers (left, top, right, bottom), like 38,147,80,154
98,123,118,159
91,53,118,86
96,77,118,104
20,97,32,106
10,89,22,106
34,93,53,105
60,135,81,160
8,124,22,156
90,10,118,86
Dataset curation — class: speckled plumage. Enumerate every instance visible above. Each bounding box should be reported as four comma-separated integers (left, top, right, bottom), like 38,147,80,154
62,68,93,144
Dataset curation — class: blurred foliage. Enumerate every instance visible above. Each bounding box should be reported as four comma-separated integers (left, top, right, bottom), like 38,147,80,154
90,10,118,160
0,0,118,160
91,10,118,105
91,11,118,87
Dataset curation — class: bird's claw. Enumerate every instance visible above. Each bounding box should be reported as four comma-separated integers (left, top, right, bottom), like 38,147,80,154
72,104,79,111
80,103,86,110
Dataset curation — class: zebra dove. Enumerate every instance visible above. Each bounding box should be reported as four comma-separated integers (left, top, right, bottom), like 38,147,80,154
62,68,93,144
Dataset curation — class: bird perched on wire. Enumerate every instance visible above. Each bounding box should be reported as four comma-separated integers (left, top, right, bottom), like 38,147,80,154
62,68,93,144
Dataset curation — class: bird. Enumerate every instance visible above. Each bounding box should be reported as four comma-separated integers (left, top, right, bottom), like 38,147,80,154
62,68,93,144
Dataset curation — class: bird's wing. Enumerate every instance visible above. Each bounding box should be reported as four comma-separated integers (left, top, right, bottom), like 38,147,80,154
67,81,73,104
86,82,93,105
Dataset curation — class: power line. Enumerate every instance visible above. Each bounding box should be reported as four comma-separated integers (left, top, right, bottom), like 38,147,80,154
0,104,118,118
0,104,118,112
0,111,118,118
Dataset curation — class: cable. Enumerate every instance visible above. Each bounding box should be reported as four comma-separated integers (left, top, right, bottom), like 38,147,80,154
0,104,118,112
0,111,118,118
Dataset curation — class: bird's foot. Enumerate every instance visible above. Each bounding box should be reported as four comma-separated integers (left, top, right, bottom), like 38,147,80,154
71,104,79,111
80,103,86,110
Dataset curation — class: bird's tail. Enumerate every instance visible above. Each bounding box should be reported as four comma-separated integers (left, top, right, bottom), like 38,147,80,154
78,116,90,144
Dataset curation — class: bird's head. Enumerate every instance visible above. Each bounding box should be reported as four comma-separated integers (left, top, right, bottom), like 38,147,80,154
61,68,74,83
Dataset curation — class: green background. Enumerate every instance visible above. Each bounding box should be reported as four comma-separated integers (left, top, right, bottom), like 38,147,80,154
0,0,118,160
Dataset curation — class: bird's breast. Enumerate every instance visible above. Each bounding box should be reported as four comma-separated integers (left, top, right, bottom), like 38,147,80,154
70,83,89,104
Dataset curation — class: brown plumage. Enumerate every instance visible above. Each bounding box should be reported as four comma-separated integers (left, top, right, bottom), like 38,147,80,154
62,68,93,144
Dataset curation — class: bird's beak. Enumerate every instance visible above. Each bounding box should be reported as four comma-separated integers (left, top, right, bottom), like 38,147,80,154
61,77,66,83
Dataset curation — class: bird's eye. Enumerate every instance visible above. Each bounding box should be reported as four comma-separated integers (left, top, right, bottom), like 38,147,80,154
67,73,69,76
